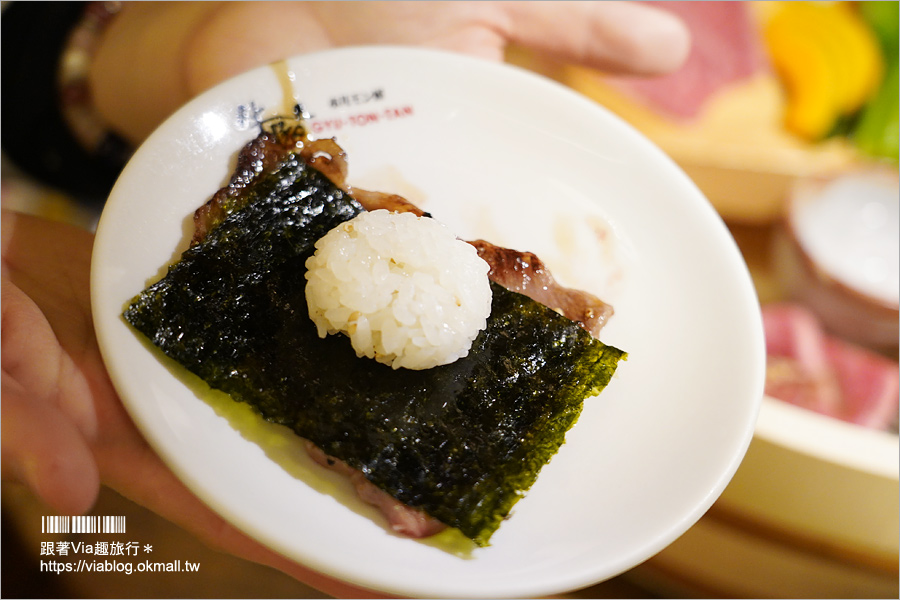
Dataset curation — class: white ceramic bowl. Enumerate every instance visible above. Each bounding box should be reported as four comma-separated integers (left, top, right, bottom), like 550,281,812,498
91,47,765,598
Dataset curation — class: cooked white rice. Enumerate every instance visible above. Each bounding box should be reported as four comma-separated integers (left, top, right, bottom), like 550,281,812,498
304,209,492,370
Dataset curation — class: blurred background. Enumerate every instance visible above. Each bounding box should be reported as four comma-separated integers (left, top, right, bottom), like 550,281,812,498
2,1,897,598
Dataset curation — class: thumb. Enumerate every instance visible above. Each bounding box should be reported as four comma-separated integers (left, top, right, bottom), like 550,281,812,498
2,378,101,515
502,1,691,75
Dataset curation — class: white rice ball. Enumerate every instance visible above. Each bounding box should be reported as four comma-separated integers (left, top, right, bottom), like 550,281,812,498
304,210,492,370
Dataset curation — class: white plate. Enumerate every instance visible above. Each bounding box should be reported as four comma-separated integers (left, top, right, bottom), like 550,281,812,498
91,46,764,598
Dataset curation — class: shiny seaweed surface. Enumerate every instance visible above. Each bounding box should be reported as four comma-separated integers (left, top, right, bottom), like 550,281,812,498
124,144,625,546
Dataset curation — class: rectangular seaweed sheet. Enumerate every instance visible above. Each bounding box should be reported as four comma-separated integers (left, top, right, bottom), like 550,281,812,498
124,151,625,546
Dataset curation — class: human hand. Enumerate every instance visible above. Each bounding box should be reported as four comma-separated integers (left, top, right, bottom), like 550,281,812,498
1,209,385,597
2,211,101,517
91,1,690,144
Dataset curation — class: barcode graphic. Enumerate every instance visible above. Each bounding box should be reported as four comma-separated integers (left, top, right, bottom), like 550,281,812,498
42,516,126,534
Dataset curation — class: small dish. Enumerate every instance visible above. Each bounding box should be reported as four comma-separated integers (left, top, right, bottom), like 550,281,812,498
91,46,765,598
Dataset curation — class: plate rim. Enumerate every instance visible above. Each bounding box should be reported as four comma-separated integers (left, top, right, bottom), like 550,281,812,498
90,45,765,598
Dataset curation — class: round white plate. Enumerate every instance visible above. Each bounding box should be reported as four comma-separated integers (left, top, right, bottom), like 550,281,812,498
91,46,764,598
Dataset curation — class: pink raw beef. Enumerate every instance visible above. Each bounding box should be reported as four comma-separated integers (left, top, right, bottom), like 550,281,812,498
763,303,899,431
607,1,768,119
825,337,900,430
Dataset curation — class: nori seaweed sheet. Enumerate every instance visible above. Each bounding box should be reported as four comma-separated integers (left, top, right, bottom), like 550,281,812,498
124,150,626,546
